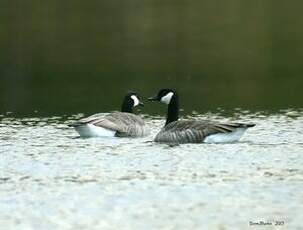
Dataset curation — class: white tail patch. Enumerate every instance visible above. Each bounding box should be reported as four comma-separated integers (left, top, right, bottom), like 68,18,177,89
75,124,116,137
203,128,247,143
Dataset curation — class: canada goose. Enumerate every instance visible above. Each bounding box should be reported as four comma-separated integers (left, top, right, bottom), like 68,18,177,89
148,89,255,144
69,91,149,138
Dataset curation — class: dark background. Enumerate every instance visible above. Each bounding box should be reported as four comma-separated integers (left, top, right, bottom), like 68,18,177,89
1,0,302,116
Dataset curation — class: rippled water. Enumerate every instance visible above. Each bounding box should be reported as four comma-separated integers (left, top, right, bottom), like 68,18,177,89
1,110,303,230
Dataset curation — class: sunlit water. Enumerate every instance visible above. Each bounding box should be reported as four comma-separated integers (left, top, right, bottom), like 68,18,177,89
0,110,303,230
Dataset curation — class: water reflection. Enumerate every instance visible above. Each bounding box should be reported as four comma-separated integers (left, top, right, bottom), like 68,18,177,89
1,1,303,115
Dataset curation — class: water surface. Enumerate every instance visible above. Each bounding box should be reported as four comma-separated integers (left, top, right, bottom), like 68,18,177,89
1,110,302,229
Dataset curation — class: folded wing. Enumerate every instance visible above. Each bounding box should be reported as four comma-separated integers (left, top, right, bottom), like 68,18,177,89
70,112,147,137
155,120,255,143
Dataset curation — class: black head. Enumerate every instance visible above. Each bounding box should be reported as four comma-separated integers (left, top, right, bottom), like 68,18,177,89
148,89,179,125
148,89,176,105
121,91,144,112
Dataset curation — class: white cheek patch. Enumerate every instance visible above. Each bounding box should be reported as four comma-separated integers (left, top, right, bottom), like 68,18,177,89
131,95,140,106
160,92,174,104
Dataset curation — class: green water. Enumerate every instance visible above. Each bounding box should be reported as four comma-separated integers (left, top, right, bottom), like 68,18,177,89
1,1,303,116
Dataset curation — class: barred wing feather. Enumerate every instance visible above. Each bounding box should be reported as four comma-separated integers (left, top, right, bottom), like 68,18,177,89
155,120,254,143
72,112,147,137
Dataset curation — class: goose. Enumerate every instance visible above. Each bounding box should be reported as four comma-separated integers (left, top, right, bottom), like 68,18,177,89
148,89,255,144
69,91,149,138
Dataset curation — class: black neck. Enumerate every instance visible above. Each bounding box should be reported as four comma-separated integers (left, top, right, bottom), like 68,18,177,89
165,93,179,126
121,97,133,113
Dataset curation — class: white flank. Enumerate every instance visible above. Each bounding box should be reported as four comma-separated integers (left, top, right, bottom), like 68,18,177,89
160,92,174,104
75,124,116,138
203,128,247,143
131,95,140,106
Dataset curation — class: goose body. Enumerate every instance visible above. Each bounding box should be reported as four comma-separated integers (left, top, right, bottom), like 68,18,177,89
70,92,149,138
149,89,255,144
155,120,254,143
